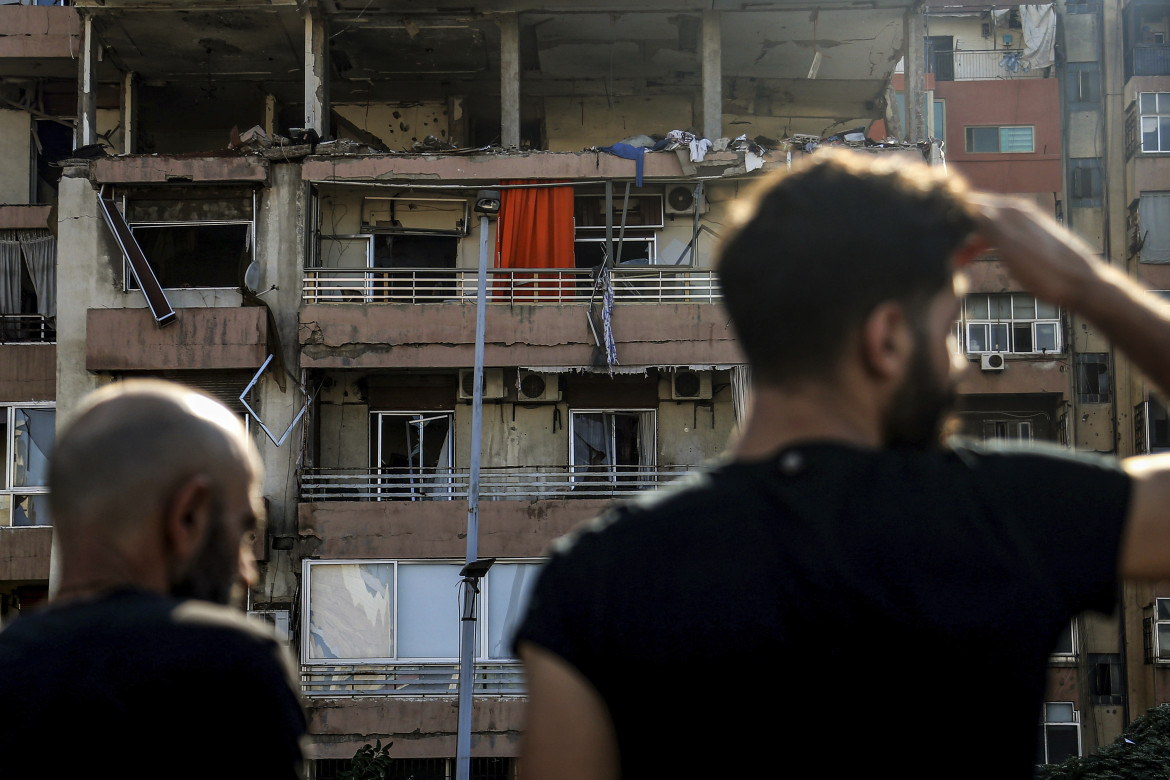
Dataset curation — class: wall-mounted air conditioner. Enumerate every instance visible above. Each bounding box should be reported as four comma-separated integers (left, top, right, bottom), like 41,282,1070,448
981,353,1007,372
516,371,561,403
671,369,713,400
664,185,708,217
458,368,505,400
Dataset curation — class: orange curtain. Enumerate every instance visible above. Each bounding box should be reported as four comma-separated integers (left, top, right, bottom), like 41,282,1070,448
495,180,575,301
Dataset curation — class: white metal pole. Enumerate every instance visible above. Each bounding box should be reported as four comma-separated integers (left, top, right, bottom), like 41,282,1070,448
456,214,491,780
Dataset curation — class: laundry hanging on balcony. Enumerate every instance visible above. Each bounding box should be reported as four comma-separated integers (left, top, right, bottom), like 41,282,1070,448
1019,5,1056,71
495,180,575,301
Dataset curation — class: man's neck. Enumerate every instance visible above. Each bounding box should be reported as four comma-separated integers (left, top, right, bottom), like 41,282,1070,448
730,379,886,461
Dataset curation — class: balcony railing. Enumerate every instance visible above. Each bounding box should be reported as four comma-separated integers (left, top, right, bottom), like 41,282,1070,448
300,465,695,501
951,49,1042,80
1130,44,1170,77
0,314,55,343
301,662,524,697
302,267,721,304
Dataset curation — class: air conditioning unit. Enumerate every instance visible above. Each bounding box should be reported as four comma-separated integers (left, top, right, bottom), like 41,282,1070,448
671,369,713,400
981,352,1007,372
516,371,561,403
458,368,505,400
664,185,708,216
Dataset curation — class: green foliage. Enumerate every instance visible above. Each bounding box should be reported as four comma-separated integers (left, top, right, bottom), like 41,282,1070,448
339,739,394,780
1037,706,1170,780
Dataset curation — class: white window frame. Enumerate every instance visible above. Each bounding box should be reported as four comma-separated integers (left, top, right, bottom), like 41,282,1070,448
568,409,657,485
982,419,1034,445
1038,702,1082,765
370,410,455,501
300,559,543,665
1140,92,1170,153
961,293,1061,354
1152,597,1170,662
1050,618,1078,659
0,403,54,528
964,125,1035,153
124,218,256,292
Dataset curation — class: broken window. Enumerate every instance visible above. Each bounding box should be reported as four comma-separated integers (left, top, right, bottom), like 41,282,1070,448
371,412,454,500
1076,353,1112,403
1089,653,1124,705
122,190,255,291
569,410,655,488
1,404,54,527
303,560,540,664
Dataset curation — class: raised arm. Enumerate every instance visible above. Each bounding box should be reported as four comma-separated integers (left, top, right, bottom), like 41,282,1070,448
972,196,1170,580
517,642,620,780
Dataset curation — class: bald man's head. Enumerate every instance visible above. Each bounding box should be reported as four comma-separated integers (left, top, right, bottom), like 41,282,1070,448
50,380,263,603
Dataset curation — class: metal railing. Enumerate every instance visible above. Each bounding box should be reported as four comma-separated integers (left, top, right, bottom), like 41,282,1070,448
302,267,721,304
952,49,1042,80
0,314,55,343
301,662,525,697
1132,45,1170,77
300,464,694,501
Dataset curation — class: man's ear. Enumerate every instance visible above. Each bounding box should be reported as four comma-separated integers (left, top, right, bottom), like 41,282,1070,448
860,301,914,381
163,475,212,565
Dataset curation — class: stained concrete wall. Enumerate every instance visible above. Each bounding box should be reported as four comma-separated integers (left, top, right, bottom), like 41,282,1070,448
545,95,694,151
0,344,55,402
0,110,31,205
335,102,451,151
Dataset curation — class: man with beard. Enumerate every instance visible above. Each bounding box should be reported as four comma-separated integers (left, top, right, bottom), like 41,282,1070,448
513,151,1170,778
0,380,306,778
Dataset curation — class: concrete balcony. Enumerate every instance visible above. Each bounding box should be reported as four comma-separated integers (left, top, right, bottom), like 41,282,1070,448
0,342,54,402
0,4,78,78
299,298,741,369
298,497,607,560
86,306,268,372
0,526,52,583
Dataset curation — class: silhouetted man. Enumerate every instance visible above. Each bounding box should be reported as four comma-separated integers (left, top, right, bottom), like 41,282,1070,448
0,380,306,778
514,151,1170,778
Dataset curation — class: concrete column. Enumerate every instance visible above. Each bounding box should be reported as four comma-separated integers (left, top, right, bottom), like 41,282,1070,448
499,13,520,149
264,93,277,139
902,9,926,143
700,11,722,142
120,71,137,155
304,11,330,138
77,14,98,148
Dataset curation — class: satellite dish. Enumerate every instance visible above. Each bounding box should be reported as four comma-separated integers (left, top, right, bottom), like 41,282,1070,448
243,261,261,293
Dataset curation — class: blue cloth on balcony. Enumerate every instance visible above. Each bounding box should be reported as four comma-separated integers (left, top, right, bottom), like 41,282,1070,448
598,143,645,187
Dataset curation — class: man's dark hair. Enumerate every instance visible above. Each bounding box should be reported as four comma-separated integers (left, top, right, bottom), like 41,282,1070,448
717,150,976,386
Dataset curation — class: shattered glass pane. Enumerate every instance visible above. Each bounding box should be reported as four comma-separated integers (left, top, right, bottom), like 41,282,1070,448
308,563,393,660
13,408,54,488
12,494,49,527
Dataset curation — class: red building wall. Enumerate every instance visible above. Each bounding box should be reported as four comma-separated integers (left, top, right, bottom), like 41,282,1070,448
935,77,1062,194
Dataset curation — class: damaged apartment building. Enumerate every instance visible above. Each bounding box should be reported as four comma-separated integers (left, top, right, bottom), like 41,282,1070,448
2,0,1096,774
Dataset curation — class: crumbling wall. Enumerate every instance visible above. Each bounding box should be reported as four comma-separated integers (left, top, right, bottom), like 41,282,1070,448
544,95,693,151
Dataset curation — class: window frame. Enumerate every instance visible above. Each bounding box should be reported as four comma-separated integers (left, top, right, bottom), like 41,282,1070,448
124,218,256,292
1038,702,1082,765
960,293,1062,355
568,408,657,485
369,410,456,501
0,402,55,528
964,125,1035,154
1140,92,1170,153
300,559,543,665
1149,597,1170,663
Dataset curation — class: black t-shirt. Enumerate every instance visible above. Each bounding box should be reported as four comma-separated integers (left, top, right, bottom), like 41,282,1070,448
513,441,1131,778
0,589,307,778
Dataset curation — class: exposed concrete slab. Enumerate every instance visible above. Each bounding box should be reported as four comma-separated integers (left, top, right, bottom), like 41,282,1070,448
0,5,78,61
298,303,743,369
86,307,267,371
0,527,52,582
0,205,54,230
90,155,270,185
299,499,609,559
0,344,55,402
304,697,523,760
302,150,686,183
